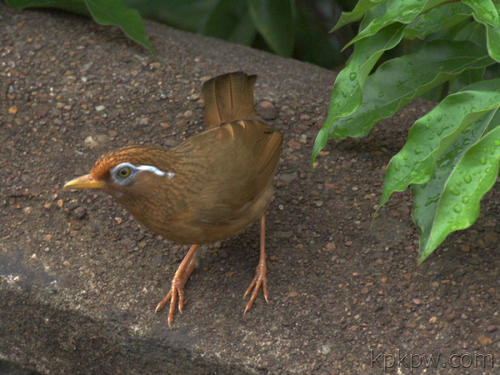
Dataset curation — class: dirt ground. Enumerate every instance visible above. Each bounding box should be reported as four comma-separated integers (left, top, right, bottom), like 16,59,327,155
0,5,499,375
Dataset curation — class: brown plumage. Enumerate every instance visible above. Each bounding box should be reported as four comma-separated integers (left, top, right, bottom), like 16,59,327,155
64,72,282,326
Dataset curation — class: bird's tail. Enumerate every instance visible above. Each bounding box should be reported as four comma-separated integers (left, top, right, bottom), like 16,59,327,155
202,72,259,129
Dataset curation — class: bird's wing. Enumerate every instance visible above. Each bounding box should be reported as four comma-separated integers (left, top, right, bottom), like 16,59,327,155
173,120,282,225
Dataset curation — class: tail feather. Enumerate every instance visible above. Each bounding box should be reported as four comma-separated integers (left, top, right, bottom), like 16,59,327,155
202,72,258,128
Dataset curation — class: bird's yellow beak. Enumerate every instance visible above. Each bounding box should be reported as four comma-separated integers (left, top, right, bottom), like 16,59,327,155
63,174,105,190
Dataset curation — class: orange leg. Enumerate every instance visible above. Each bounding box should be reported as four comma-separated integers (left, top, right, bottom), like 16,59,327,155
243,214,269,314
155,244,199,327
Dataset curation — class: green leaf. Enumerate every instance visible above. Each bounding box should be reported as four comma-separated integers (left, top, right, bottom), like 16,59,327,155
345,0,429,49
5,0,88,16
248,0,294,56
325,40,493,143
380,78,500,208
460,0,500,62
486,25,500,62
332,0,382,31
449,68,485,93
454,20,487,46
462,0,500,29
311,23,406,165
201,0,256,45
414,112,500,263
85,0,154,57
125,0,217,33
6,0,154,56
404,2,471,40
294,0,343,69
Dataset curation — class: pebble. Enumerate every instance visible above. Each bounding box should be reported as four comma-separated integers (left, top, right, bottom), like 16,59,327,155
73,207,86,220
276,231,293,238
325,242,336,250
287,140,302,150
319,344,330,355
95,105,105,112
84,136,98,148
164,138,177,147
95,134,109,144
33,104,50,118
279,171,298,184
477,335,492,345
255,100,278,120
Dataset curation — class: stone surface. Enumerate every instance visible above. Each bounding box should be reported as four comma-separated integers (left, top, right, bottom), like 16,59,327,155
1,4,499,375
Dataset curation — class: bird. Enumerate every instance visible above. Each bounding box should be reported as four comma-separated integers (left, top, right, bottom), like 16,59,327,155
64,72,282,326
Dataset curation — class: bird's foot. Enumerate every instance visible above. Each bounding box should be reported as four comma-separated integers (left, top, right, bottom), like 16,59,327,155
243,261,268,315
155,275,187,327
155,244,199,327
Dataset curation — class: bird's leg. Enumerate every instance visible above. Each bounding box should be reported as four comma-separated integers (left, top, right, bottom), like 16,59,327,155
155,244,199,327
243,214,269,314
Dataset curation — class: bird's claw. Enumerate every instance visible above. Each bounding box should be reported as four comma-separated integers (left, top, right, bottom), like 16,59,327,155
155,277,186,327
243,263,268,315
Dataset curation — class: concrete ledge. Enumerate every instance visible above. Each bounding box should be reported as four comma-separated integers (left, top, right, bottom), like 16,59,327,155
1,4,498,375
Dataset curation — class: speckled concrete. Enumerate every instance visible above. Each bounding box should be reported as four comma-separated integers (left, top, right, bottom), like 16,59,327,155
1,4,499,375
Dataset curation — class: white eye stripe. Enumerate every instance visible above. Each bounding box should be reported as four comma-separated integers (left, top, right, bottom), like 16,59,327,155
111,162,165,177
111,162,168,185
135,165,166,176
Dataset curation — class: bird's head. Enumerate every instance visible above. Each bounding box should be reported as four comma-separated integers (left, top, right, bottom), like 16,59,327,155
63,146,174,200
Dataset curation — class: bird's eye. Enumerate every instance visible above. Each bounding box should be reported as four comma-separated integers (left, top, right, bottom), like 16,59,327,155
118,166,131,178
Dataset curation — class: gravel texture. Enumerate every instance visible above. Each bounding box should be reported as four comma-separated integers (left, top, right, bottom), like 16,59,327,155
0,5,499,374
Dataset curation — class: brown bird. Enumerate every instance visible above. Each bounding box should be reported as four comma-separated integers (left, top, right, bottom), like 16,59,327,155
64,72,282,326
